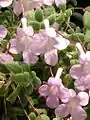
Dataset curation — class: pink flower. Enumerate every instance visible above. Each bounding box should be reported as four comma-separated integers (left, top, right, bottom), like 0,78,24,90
39,68,70,108
9,17,38,64
31,19,70,66
0,25,7,41
55,89,89,120
44,0,66,6
0,0,13,7
70,43,90,91
13,0,43,16
0,53,13,63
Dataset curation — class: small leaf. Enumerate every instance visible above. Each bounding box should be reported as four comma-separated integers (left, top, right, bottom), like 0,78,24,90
47,14,56,25
6,62,22,74
24,84,33,95
29,112,36,120
44,6,55,17
36,114,50,120
35,8,43,22
31,71,41,87
84,30,90,42
13,72,31,87
28,21,41,30
56,12,64,25
25,11,35,20
6,85,21,103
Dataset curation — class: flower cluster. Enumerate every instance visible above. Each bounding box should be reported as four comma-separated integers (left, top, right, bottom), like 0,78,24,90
8,17,70,65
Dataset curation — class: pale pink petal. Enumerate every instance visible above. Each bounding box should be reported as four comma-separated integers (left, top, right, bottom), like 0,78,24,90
55,0,66,6
77,92,89,106
86,51,90,62
46,95,59,108
79,53,86,64
46,28,56,38
0,25,7,40
74,75,90,91
23,51,38,64
70,64,83,79
59,87,70,103
0,0,12,7
54,35,70,50
24,26,34,36
71,106,87,120
48,77,62,86
8,39,20,54
44,49,58,66
13,1,22,16
44,0,54,5
55,104,69,117
69,89,76,97
0,53,13,63
39,85,49,97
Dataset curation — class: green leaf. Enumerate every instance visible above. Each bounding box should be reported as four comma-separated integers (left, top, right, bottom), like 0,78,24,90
5,62,22,74
35,8,43,22
84,30,90,42
24,84,33,95
44,6,55,17
21,63,31,72
47,14,56,25
31,71,41,87
65,9,72,18
0,84,8,96
0,40,8,48
29,112,36,120
66,33,84,41
56,12,64,25
36,114,50,120
73,12,83,21
25,11,35,20
85,6,90,12
13,72,31,87
6,85,21,103
28,21,41,30
0,64,10,73
9,107,24,116
83,11,90,29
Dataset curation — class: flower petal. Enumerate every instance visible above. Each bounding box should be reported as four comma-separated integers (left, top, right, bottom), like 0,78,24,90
70,64,83,79
39,84,49,97
0,25,7,40
23,51,38,64
74,75,90,91
55,0,66,6
55,104,69,117
59,87,70,103
54,35,70,50
0,53,13,63
77,92,89,106
44,0,54,5
46,95,59,108
48,77,62,86
71,106,87,120
0,0,12,7
44,49,58,66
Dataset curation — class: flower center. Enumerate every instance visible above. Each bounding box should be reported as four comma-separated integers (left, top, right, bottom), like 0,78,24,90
50,86,58,95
